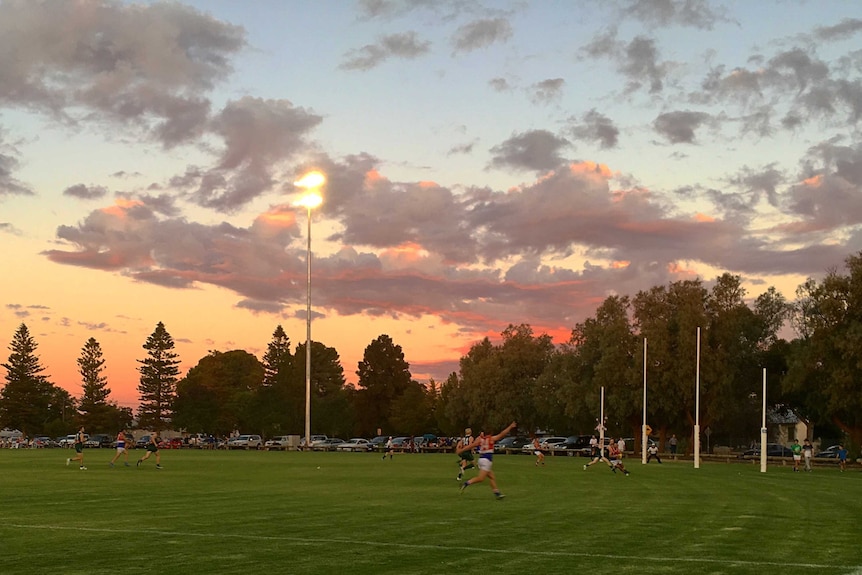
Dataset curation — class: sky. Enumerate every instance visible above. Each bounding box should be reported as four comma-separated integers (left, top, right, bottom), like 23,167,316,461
2,0,862,410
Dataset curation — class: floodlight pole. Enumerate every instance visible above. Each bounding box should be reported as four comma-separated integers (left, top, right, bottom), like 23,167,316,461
293,171,324,451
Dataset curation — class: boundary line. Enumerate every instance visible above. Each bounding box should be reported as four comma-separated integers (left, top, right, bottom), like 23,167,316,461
5,523,858,571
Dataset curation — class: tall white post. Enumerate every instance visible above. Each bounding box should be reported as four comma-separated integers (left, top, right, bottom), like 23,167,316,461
694,326,701,469
642,338,648,465
304,205,313,451
599,386,605,452
760,368,767,473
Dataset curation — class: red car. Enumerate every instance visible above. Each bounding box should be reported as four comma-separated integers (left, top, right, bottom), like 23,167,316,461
158,437,184,450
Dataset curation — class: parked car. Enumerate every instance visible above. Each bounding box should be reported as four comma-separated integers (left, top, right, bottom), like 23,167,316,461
738,443,794,459
814,445,842,459
264,436,292,451
522,436,567,453
494,436,531,453
135,435,151,449
300,434,328,449
158,437,184,449
313,438,344,451
561,435,593,456
84,434,113,448
388,436,411,449
369,436,389,450
337,438,372,452
228,434,262,450
60,434,88,448
32,436,57,448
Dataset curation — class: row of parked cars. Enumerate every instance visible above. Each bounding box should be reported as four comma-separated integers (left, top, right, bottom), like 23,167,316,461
737,443,846,459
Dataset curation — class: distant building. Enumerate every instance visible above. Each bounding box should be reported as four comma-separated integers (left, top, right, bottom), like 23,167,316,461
768,407,812,446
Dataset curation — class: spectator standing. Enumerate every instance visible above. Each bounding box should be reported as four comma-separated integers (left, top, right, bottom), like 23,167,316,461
669,434,678,457
802,439,814,472
790,439,802,472
837,445,848,471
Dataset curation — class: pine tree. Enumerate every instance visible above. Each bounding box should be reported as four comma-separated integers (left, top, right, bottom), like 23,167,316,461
137,322,181,431
77,337,116,432
261,325,292,387
0,323,54,436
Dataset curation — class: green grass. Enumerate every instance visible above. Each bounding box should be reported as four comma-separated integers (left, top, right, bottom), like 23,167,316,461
0,448,860,575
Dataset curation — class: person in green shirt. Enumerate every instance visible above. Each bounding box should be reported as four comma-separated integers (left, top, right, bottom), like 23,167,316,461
790,439,802,472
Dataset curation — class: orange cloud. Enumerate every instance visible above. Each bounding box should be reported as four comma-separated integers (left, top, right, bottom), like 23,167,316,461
802,175,822,187
364,169,387,188
100,198,144,218
568,161,614,179
694,212,715,222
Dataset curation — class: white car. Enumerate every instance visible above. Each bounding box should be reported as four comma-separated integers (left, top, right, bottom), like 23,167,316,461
337,438,372,452
228,434,262,450
264,436,291,451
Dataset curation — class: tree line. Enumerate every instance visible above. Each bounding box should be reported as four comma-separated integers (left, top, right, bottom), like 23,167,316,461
3,252,862,451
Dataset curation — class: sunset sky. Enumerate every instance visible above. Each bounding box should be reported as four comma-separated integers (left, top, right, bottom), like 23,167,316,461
2,0,862,410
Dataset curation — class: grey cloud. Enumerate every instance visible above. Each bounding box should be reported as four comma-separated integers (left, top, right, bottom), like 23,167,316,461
488,130,571,172
814,18,862,41
529,78,565,105
447,140,477,155
63,184,109,200
452,18,513,53
726,164,786,207
568,109,619,149
653,110,711,143
582,31,670,94
622,0,731,30
188,97,322,211
0,0,244,147
488,77,511,92
0,151,32,197
622,36,668,93
340,32,430,70
0,222,21,234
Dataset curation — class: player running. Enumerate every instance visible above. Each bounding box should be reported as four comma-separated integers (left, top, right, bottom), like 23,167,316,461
607,438,630,476
459,421,517,499
109,429,130,467
455,427,476,480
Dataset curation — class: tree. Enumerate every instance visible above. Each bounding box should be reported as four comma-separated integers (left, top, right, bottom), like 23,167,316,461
0,324,56,436
445,324,555,434
77,337,117,432
355,334,412,436
137,322,181,431
174,349,264,436
785,252,862,447
296,340,352,437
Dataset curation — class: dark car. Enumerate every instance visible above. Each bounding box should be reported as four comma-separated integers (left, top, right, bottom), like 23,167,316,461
494,436,531,453
814,445,842,459
84,434,113,448
135,435,151,449
561,435,594,456
738,443,794,459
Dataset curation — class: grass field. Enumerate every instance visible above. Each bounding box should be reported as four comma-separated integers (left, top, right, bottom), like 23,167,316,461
0,448,860,575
